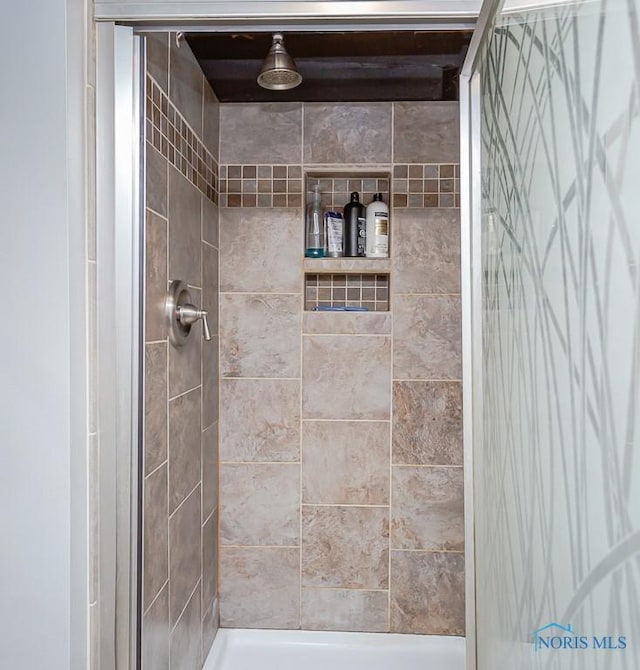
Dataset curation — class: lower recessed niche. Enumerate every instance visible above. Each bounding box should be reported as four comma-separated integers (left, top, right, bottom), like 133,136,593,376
304,273,389,312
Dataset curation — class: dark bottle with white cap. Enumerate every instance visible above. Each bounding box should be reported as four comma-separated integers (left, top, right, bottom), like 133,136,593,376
343,192,366,257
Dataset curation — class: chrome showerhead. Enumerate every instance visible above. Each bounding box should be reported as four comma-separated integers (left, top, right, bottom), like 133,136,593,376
257,33,302,91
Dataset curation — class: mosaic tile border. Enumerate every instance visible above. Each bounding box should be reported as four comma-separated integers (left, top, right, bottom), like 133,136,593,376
392,164,460,208
219,163,459,208
304,273,390,312
146,75,218,204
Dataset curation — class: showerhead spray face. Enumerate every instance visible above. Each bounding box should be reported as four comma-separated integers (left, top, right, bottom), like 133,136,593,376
257,33,302,90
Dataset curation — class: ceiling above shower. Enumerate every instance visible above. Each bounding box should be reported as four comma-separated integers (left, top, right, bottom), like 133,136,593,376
185,31,472,103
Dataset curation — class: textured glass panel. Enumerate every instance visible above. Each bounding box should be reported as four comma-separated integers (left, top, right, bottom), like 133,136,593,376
476,0,640,668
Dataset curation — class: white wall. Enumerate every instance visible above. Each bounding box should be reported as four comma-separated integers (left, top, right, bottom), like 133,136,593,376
0,0,88,668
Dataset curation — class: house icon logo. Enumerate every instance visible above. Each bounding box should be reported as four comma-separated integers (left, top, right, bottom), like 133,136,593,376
533,623,574,651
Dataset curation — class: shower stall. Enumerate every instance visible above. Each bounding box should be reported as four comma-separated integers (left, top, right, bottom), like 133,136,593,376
89,0,640,668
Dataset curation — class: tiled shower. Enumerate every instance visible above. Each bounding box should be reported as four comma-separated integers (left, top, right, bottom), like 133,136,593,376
142,31,463,668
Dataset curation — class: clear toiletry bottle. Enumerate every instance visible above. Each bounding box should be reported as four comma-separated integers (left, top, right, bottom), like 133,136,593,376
305,185,325,258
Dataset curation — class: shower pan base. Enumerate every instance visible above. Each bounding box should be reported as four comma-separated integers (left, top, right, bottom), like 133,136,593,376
203,628,465,670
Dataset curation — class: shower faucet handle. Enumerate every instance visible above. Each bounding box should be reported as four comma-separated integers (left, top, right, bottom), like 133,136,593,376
165,280,213,347
178,304,212,341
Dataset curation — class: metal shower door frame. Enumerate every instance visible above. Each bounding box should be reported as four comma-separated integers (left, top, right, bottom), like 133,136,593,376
95,7,481,669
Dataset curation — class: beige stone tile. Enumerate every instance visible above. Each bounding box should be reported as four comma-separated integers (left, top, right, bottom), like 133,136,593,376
170,582,202,669
142,582,169,670
219,103,302,164
203,81,219,156
220,208,302,293
301,588,388,632
219,547,300,628
220,463,300,546
168,388,201,513
169,34,203,135
202,241,219,333
391,466,464,551
392,209,460,294
169,486,201,627
302,336,391,420
202,508,218,612
220,379,300,462
393,102,459,163
144,464,168,611
302,505,389,589
220,294,301,378
145,342,167,475
169,287,201,398
202,335,218,430
390,550,464,635
145,209,167,342
304,103,392,164
201,597,219,662
202,196,219,249
146,143,168,218
393,295,461,380
393,381,462,465
169,165,201,288
303,311,392,335
201,422,218,521
302,421,389,504
146,33,169,94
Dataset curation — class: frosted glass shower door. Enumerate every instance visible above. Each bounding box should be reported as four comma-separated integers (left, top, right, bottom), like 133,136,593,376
463,0,640,668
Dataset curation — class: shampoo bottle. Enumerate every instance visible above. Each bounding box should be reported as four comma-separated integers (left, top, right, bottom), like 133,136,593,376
305,185,325,258
343,192,366,257
365,193,389,258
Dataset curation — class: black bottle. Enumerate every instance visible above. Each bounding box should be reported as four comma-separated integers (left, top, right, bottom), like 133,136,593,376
343,192,366,257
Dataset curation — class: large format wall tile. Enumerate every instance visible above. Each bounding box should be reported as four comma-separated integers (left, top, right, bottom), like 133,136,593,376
203,82,220,158
301,588,388,632
391,466,464,551
146,144,167,218
202,337,218,430
220,208,303,293
146,33,169,94
201,422,218,521
202,509,218,612
168,388,201,513
302,505,389,589
220,379,300,462
219,547,300,628
142,583,169,670
201,597,218,663
168,166,202,288
393,102,459,163
145,209,167,342
390,551,464,635
202,242,219,333
393,295,461,379
302,421,389,504
202,196,219,249
144,464,168,610
392,208,460,294
303,103,392,164
220,294,301,378
220,463,300,546
169,486,201,628
170,583,202,670
392,381,463,465
219,103,302,164
169,35,203,135
145,342,167,475
168,299,201,398
302,335,391,419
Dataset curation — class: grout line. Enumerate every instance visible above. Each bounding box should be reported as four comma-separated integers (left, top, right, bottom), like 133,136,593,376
145,205,168,221
389,547,466,554
168,383,202,403
144,458,168,480
143,578,170,617
169,480,201,520
145,338,168,345
170,578,202,635
203,505,217,529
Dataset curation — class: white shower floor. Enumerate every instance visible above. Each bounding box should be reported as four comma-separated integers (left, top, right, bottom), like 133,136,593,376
202,628,465,670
